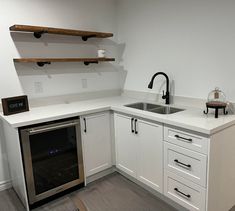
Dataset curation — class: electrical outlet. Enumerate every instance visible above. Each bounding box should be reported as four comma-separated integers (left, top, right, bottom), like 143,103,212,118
82,79,88,89
34,82,43,93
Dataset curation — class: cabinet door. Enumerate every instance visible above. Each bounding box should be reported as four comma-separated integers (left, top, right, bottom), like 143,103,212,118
81,112,112,177
114,113,137,177
137,119,163,193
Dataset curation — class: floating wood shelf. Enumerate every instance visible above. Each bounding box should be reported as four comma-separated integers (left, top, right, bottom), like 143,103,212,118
10,24,113,41
13,58,115,67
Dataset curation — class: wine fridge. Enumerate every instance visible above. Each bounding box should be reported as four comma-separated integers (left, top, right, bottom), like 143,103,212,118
19,117,84,207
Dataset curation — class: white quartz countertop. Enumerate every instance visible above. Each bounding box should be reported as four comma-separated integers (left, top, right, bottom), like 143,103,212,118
1,96,235,135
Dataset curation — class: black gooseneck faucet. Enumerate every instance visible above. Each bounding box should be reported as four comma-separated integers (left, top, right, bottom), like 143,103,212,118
148,72,170,104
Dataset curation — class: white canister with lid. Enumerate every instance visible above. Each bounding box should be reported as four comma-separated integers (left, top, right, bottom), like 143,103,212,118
97,49,106,58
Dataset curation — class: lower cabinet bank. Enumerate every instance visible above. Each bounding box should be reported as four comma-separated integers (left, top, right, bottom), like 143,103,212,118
114,112,235,211
2,111,235,211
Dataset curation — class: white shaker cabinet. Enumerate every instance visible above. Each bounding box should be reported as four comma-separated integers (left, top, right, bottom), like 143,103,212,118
114,114,137,177
137,118,163,192
81,112,112,177
114,113,163,192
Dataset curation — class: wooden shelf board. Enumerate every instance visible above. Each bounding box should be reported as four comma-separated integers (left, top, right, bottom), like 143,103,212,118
10,25,113,39
13,58,115,63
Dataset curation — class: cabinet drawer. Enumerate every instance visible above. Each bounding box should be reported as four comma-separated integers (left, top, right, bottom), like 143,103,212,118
164,127,209,154
164,142,207,187
164,171,206,211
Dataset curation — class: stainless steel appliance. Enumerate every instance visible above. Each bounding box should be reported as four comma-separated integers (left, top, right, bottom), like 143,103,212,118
19,117,84,207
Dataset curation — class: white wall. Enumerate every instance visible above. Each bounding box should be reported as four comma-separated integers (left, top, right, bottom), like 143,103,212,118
117,0,235,102
0,0,121,187
0,0,121,99
2,0,235,191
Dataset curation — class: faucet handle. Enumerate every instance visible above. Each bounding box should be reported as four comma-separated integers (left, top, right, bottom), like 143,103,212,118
162,90,166,99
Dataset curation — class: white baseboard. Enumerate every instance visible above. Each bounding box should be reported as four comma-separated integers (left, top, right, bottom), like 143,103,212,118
85,167,115,185
0,180,12,192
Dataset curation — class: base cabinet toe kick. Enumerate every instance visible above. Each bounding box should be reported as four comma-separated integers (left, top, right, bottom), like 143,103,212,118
2,110,235,211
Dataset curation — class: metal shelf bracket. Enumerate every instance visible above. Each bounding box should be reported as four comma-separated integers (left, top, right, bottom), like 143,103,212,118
84,61,99,66
34,31,47,39
81,35,96,41
37,62,51,67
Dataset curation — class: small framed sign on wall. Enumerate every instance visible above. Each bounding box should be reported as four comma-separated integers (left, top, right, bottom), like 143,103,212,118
1,95,29,116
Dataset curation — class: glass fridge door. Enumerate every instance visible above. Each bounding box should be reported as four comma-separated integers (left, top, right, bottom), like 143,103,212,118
20,119,84,205
29,126,79,194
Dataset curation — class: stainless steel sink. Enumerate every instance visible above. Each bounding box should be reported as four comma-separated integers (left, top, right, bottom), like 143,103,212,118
125,102,184,114
125,102,162,111
149,106,184,114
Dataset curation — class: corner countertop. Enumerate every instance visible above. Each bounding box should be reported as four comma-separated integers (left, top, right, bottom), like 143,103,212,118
1,96,235,135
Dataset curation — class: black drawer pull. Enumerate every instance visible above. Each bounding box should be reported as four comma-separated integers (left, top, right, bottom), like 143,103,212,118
174,188,191,198
134,119,138,134
174,159,191,168
175,135,192,142
131,118,134,133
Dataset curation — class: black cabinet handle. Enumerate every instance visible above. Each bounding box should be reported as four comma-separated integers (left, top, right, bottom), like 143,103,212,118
174,159,191,168
175,135,192,142
83,118,87,133
134,119,138,134
131,118,134,133
174,188,191,198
